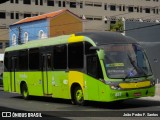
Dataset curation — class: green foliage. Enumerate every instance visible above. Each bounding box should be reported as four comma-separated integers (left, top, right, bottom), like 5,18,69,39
110,19,124,32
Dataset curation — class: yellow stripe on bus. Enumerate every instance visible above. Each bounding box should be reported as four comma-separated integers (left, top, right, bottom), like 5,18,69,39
119,81,151,89
68,34,84,43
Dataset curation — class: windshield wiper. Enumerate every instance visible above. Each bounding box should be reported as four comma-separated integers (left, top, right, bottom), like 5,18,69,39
127,54,147,77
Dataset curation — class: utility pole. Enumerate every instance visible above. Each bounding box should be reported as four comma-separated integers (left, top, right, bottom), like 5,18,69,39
17,26,21,44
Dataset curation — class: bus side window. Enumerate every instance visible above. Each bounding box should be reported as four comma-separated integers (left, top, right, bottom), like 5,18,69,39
87,55,103,79
53,45,67,69
29,48,40,70
68,42,84,69
4,52,9,72
85,42,96,55
19,50,28,71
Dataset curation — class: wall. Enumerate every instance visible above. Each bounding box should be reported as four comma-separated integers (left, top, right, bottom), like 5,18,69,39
9,19,49,46
50,11,82,37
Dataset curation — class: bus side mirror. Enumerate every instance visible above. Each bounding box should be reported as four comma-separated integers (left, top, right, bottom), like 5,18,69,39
98,49,104,60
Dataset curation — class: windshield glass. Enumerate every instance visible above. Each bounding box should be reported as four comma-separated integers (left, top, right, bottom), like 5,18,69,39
101,44,152,79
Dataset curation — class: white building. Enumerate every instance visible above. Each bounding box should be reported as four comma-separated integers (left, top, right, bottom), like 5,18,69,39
0,0,160,52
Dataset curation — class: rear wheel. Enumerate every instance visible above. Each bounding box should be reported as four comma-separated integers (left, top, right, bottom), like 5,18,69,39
73,86,85,105
21,83,29,100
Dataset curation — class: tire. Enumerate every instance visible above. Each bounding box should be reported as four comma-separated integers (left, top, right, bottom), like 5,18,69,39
73,86,85,105
21,83,29,100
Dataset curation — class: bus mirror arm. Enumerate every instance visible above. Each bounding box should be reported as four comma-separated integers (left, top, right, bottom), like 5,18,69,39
89,46,100,51
65,69,69,73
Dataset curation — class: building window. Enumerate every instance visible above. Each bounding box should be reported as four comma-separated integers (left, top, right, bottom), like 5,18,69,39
70,2,76,8
85,1,93,6
153,9,156,14
119,6,122,11
15,0,19,4
0,43,3,49
16,13,19,19
12,34,16,46
40,0,43,5
110,5,116,11
5,42,9,48
63,1,66,7
156,9,159,14
24,32,28,43
110,21,116,24
24,13,31,18
58,1,61,7
23,0,31,5
123,6,125,11
94,17,102,20
10,12,14,19
128,7,134,12
104,4,107,10
94,2,102,7
38,30,47,39
0,12,6,19
10,0,14,3
35,0,38,5
145,8,150,13
47,0,54,6
80,2,83,8
136,7,139,12
140,7,143,13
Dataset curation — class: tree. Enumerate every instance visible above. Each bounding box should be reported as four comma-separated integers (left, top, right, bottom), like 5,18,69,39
110,19,124,32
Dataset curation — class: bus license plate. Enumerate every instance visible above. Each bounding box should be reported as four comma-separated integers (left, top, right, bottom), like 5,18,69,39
134,92,141,97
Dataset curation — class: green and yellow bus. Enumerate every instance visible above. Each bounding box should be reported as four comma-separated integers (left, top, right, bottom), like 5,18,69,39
3,32,155,105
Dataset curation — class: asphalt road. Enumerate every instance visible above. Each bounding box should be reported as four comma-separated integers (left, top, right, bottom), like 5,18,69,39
0,87,160,120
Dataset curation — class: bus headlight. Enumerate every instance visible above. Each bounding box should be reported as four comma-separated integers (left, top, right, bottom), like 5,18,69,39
110,83,121,90
150,80,155,86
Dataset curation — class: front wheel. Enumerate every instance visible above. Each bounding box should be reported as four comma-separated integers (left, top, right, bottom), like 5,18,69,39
21,83,29,100
73,86,85,105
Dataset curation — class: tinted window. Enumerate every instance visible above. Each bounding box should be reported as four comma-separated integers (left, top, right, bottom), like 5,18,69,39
29,48,40,70
87,55,103,79
85,42,96,55
53,45,67,69
19,50,28,71
4,52,9,72
68,42,84,69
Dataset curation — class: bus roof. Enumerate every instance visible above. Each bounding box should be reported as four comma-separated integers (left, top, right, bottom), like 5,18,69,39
75,31,138,45
5,31,138,52
5,35,71,52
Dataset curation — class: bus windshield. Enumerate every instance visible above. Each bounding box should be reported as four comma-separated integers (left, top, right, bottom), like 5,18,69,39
100,44,152,79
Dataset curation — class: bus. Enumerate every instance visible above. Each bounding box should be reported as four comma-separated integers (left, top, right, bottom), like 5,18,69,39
3,31,155,105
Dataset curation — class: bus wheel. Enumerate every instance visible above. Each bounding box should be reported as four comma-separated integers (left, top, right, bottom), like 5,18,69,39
73,86,85,105
21,83,29,100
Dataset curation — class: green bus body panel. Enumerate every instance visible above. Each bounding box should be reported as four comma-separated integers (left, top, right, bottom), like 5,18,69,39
52,71,70,99
84,73,155,102
3,71,155,102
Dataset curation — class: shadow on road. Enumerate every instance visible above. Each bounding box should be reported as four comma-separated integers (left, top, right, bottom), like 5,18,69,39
11,95,160,110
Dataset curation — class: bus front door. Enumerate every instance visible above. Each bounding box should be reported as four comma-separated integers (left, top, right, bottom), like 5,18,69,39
10,57,17,92
41,54,52,95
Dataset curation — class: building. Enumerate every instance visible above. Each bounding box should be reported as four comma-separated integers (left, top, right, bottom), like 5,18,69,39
9,9,82,46
0,0,160,48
